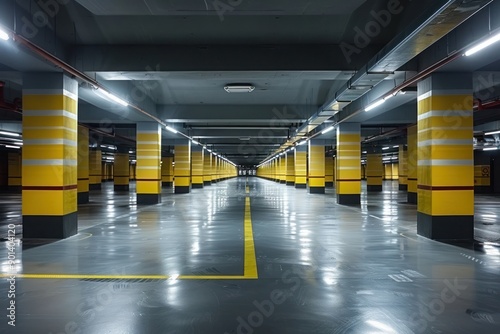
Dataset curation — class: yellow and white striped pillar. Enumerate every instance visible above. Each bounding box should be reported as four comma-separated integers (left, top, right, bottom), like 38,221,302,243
336,123,361,205
192,145,204,188
325,155,334,188
113,153,130,192
7,151,21,192
407,125,418,204
136,122,161,204
286,151,295,186
308,140,325,194
89,150,102,190
161,156,174,188
77,125,89,204
417,73,473,241
203,149,212,186
294,144,307,188
398,145,408,191
174,139,191,193
22,73,78,238
366,153,383,192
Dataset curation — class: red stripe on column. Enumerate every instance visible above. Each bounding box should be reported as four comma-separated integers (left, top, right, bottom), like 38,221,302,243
22,185,78,191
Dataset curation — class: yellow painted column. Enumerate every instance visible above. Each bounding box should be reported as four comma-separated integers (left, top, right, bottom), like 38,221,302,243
286,151,295,186
174,140,191,193
474,165,491,193
161,156,174,187
192,145,204,188
7,151,21,192
417,73,473,241
129,163,136,181
366,153,383,192
22,73,78,238
398,145,408,191
336,123,361,205
211,153,217,183
89,150,102,190
203,149,212,186
407,125,418,204
136,122,161,204
325,156,334,188
294,144,307,188
101,161,106,182
308,140,325,194
77,125,89,204
278,155,285,184
114,153,130,191
333,157,336,187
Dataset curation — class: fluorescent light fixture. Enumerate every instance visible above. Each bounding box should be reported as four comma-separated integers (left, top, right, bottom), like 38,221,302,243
362,151,367,154
165,126,178,134
393,145,399,148
465,32,500,57
0,28,9,41
0,131,20,137
207,149,212,153
321,126,335,135
224,84,255,93
96,88,128,107
383,93,396,101
5,145,20,149
483,147,498,151
129,151,134,154
297,140,308,146
382,147,390,150
191,140,200,146
485,130,500,135
365,99,385,112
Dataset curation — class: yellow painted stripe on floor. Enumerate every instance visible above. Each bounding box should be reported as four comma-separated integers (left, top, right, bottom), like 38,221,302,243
244,197,258,278
1,188,259,280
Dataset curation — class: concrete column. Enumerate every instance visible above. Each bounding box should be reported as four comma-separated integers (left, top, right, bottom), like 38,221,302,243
308,140,325,194
136,122,161,204
336,123,361,205
325,156,334,188
22,73,78,238
77,125,89,204
89,150,102,190
417,73,474,241
294,144,307,188
398,145,408,190
286,151,295,186
174,139,191,193
366,153,383,192
192,145,204,188
203,149,212,186
161,157,174,187
407,125,418,204
114,153,130,192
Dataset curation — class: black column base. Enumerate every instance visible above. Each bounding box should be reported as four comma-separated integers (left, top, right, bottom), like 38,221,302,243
417,212,474,241
204,181,212,186
474,186,491,194
367,185,383,192
325,182,334,188
407,192,417,204
175,186,191,194
162,182,173,188
192,183,204,189
286,182,295,186
337,194,360,205
114,185,129,192
23,212,78,239
137,194,161,205
8,186,21,193
399,184,408,191
77,192,89,204
280,180,286,184
309,187,325,194
89,184,101,190
295,184,307,189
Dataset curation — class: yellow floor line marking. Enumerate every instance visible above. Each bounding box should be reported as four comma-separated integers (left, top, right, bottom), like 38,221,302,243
243,197,258,278
0,191,259,281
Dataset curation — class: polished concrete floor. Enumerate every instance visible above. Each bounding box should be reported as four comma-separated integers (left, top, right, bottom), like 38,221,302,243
1,178,500,333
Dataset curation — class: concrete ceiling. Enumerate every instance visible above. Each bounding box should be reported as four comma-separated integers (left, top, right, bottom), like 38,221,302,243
1,0,500,165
